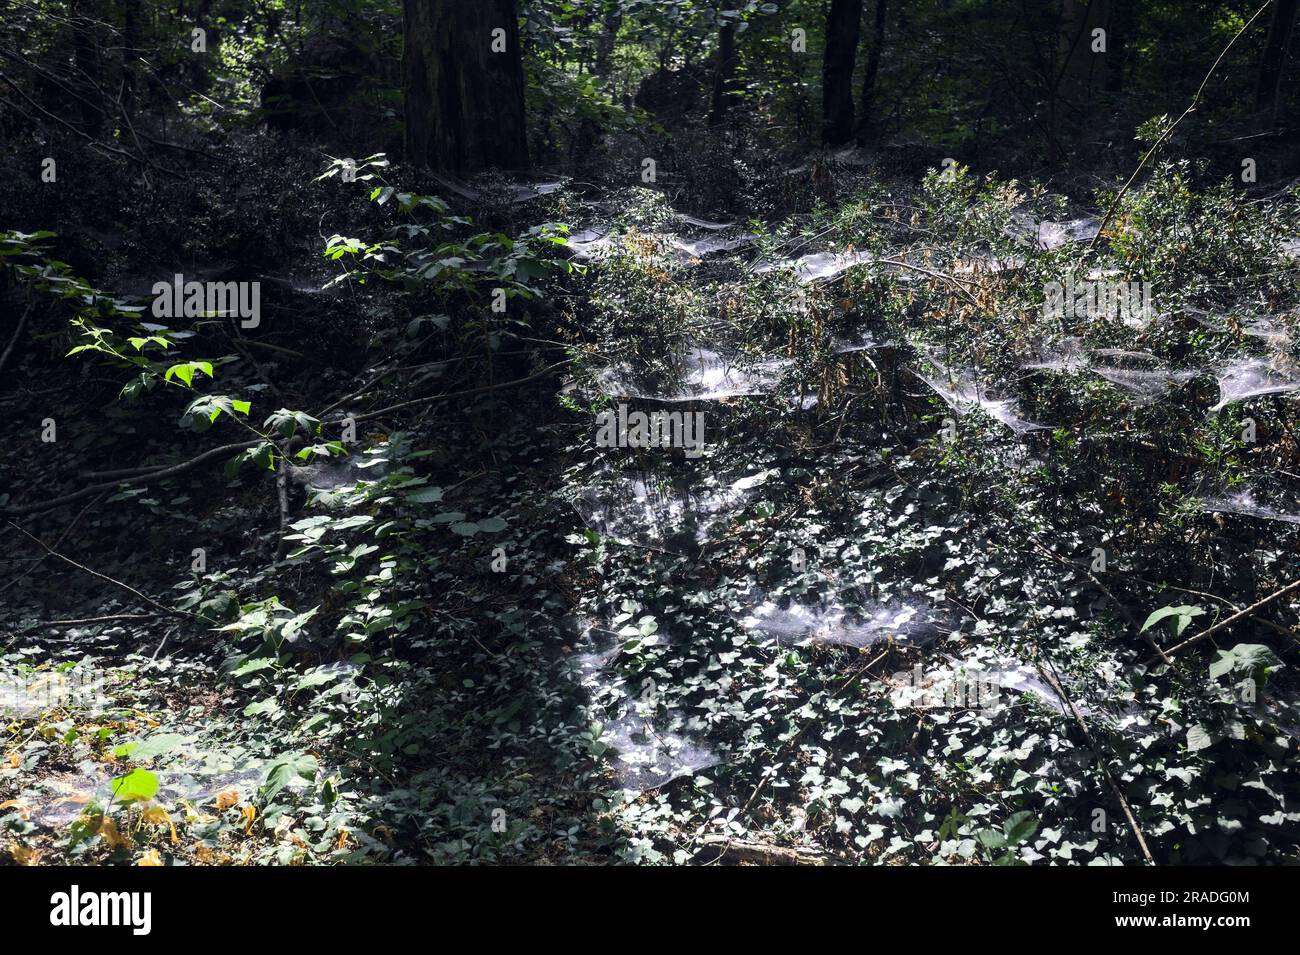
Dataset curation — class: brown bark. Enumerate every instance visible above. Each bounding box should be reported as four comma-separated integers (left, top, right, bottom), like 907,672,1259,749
403,0,529,176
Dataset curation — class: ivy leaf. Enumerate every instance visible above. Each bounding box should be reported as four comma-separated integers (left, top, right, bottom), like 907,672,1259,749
1187,724,1216,752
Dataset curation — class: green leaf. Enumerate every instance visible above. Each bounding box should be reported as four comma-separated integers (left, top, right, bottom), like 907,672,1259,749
1002,811,1038,844
110,768,159,804
294,667,348,692
119,733,186,761
232,656,276,678
262,753,319,802
1209,643,1284,681
165,362,193,386
406,486,444,504
1187,724,1215,752
1140,604,1206,636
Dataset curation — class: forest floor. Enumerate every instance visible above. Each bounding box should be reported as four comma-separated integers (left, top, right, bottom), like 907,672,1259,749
3,128,1300,865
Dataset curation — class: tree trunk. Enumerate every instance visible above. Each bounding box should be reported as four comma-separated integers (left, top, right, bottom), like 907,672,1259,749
403,0,529,176
70,0,104,134
855,0,887,143
709,19,739,124
1103,0,1132,95
121,0,142,109
594,0,623,87
1257,0,1299,114
1055,0,1110,111
822,0,863,146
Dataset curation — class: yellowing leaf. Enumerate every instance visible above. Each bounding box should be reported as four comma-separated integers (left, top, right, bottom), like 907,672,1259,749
98,816,130,849
137,848,163,866
141,804,179,845
9,843,39,865
241,804,257,834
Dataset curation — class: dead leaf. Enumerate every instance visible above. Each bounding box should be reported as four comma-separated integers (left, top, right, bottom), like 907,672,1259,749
98,816,130,849
213,789,240,810
9,843,39,865
142,804,180,845
137,848,163,866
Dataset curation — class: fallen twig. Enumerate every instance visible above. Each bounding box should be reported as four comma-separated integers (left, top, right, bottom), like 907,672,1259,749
6,521,200,623
0,295,34,378
1033,661,1156,865
2,440,262,516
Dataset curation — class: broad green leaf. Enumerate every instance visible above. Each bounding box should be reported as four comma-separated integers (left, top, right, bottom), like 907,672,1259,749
262,753,319,802
110,768,159,804
1140,604,1206,636
1003,811,1038,844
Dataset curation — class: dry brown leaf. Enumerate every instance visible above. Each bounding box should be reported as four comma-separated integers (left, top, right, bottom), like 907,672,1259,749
9,843,39,865
0,798,30,818
98,816,130,849
141,804,180,845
